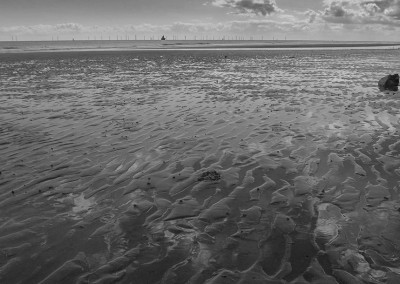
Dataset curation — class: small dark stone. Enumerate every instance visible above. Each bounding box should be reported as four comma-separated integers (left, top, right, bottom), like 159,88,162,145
198,170,221,182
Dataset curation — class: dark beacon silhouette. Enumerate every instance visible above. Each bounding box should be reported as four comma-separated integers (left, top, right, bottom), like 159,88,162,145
161,35,166,40
378,74,399,91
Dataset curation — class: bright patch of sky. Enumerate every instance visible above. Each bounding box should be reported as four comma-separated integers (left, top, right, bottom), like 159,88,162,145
1,0,399,41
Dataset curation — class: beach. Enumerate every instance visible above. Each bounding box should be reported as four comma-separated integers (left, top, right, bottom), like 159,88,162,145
1,40,400,53
1,47,400,283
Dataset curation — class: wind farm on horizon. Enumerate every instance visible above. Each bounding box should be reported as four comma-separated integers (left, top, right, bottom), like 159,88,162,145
6,33,291,42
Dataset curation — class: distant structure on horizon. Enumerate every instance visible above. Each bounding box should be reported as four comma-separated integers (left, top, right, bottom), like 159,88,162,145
161,35,166,40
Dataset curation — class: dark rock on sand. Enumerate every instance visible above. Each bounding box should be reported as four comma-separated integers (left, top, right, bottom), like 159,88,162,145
198,170,221,181
378,74,399,91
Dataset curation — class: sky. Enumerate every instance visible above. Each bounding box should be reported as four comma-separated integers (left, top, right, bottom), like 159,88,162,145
1,0,400,41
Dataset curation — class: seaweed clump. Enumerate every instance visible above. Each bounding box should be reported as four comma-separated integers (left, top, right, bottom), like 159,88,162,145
198,170,221,182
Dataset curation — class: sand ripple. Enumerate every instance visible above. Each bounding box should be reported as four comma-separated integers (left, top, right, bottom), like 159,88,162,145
1,49,400,283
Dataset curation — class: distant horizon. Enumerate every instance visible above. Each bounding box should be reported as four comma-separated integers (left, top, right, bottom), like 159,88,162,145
1,39,400,43
1,38,400,54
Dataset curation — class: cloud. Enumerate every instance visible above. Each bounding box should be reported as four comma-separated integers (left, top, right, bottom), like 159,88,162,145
54,23,84,32
324,1,347,17
319,0,400,25
1,9,398,42
0,17,312,40
211,0,281,16
0,23,85,35
362,0,400,19
305,10,318,23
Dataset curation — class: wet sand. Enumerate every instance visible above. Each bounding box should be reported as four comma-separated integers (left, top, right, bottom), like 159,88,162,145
1,48,400,283
1,39,400,53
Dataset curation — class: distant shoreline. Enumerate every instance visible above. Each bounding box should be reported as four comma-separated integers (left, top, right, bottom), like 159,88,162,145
1,40,400,53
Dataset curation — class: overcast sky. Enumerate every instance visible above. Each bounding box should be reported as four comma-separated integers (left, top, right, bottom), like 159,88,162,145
1,0,400,41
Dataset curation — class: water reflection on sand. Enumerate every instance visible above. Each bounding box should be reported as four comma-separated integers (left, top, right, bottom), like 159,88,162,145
1,49,400,283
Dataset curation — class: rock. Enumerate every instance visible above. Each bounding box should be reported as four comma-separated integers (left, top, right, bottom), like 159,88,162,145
378,74,399,91
198,170,221,181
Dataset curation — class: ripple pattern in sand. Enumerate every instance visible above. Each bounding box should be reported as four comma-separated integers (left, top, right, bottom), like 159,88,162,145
1,49,400,283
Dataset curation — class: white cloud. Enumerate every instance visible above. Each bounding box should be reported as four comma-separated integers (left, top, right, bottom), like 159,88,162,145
319,0,400,26
211,0,281,16
54,23,84,32
0,17,312,40
0,23,85,35
363,0,400,19
305,10,319,23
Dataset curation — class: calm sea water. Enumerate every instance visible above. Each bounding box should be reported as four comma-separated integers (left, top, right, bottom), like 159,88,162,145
1,48,400,283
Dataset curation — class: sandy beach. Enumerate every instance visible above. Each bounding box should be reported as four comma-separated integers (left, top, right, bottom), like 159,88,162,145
1,40,400,53
1,47,400,283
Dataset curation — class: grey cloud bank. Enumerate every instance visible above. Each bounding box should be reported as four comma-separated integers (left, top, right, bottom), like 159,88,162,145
212,0,280,15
